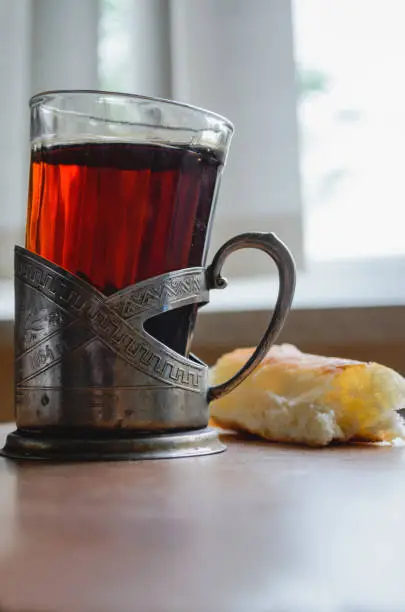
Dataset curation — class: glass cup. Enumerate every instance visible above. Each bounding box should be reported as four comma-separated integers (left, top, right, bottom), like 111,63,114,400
27,91,233,356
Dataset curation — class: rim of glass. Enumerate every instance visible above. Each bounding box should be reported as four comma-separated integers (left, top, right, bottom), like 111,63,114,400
29,89,234,132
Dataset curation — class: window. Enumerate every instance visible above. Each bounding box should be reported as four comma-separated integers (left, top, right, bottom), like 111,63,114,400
294,0,405,262
99,0,405,280
1,0,404,302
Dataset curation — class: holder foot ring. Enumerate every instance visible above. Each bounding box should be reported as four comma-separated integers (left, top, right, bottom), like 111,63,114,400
1,427,226,462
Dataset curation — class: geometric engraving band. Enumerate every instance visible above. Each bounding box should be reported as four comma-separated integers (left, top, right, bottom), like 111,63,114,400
15,247,209,393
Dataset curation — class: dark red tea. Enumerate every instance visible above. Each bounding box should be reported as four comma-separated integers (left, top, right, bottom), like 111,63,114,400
26,142,222,354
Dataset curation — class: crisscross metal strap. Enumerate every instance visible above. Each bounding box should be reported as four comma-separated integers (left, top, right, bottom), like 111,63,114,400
14,247,209,392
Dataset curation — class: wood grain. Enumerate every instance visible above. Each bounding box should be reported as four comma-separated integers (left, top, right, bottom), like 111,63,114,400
0,424,404,611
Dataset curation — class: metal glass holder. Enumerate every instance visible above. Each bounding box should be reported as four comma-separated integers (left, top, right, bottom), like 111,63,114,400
2,232,295,462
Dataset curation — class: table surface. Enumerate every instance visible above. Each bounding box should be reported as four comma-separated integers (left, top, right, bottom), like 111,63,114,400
0,424,404,612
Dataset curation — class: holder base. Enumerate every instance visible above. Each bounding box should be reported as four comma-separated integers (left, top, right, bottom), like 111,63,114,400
1,427,226,462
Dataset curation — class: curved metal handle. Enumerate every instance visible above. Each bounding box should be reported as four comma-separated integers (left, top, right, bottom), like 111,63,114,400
206,232,296,402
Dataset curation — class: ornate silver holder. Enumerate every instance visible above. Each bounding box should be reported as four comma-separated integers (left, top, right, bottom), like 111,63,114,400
2,233,295,462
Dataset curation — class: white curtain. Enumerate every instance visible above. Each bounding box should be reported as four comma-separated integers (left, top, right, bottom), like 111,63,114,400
0,0,303,279
0,1,31,278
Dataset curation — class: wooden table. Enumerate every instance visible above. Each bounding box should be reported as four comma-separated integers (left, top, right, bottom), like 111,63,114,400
0,424,404,612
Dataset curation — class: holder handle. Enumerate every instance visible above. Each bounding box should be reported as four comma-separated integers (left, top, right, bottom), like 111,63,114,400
206,232,296,402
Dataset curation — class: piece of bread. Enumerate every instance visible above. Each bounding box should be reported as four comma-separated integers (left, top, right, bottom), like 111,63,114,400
209,344,405,446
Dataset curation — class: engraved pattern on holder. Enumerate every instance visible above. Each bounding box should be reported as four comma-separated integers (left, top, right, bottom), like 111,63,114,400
15,247,208,393
108,269,206,323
